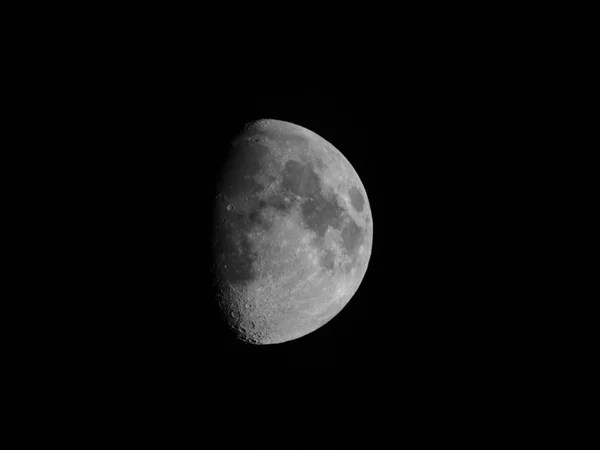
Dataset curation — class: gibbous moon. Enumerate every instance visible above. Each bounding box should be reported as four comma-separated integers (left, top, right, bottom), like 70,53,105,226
211,119,372,344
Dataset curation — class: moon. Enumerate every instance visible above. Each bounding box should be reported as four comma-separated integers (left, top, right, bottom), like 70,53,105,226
211,119,373,344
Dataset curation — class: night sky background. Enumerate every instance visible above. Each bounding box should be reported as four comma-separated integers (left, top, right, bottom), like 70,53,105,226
126,35,441,445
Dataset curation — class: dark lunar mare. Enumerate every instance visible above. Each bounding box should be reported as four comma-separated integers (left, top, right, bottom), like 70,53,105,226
265,194,288,211
348,185,365,213
321,249,336,271
280,158,365,272
340,220,364,267
281,160,320,197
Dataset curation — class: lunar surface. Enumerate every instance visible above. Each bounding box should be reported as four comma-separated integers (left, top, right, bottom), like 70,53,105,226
211,119,372,344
